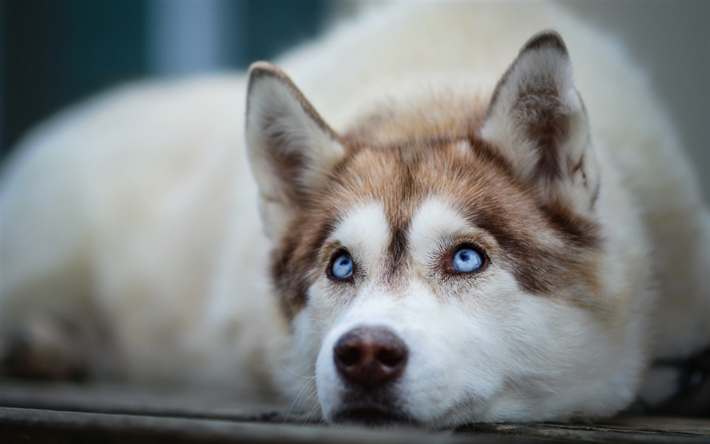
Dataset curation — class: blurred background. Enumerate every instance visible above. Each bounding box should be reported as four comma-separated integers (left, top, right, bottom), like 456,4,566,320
0,0,708,199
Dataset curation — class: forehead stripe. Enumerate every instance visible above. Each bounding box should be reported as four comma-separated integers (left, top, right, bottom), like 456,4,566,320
386,223,409,279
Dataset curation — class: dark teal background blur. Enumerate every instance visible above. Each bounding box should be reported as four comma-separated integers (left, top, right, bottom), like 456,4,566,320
0,0,324,157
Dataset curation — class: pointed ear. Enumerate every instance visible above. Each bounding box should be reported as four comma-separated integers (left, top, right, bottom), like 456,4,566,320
481,31,599,214
246,62,346,239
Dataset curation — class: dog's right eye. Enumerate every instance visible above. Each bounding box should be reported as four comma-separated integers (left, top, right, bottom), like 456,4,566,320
446,244,488,275
328,253,354,280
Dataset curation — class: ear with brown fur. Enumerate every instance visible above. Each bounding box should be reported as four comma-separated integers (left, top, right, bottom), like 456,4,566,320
246,62,345,239
481,31,599,215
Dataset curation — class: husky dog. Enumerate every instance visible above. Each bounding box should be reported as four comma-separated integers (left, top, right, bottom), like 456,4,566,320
1,2,708,427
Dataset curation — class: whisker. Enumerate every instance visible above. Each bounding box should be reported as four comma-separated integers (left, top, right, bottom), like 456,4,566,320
302,402,322,425
270,351,315,379
284,377,316,423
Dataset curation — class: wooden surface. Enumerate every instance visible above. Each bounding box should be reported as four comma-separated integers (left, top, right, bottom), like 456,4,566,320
0,382,708,443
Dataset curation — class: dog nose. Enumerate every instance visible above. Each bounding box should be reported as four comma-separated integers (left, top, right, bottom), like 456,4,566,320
333,327,408,387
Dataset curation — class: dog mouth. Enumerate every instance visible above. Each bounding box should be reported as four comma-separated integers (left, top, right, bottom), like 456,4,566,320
331,404,416,427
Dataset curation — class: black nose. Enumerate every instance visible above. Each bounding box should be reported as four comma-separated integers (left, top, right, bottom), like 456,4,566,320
333,327,408,387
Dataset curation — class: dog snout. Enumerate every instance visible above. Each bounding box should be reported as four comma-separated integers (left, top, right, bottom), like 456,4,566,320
333,327,408,387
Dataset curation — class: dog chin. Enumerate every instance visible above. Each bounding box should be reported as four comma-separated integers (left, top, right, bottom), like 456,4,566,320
330,404,417,427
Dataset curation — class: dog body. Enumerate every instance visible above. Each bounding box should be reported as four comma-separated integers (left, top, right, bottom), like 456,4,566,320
1,3,708,427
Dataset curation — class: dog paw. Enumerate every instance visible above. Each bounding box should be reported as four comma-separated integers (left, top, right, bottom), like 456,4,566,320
0,318,87,381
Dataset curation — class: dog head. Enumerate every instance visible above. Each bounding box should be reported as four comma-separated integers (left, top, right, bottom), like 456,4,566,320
245,31,643,428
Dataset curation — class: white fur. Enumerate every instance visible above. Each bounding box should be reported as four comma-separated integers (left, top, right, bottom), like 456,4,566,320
311,197,645,426
331,203,392,277
0,1,708,428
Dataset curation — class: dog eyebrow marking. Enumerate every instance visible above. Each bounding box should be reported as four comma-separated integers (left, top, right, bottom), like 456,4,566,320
408,197,472,268
332,202,391,278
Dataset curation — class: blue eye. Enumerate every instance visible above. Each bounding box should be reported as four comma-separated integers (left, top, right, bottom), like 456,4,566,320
452,248,484,273
330,253,354,280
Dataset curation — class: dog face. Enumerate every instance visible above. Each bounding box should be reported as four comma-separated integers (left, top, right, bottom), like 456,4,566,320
246,32,638,428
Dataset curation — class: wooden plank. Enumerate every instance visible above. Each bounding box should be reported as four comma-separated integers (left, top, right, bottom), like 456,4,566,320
0,382,302,423
2,407,709,444
459,420,710,443
1,382,709,443
600,416,710,436
0,407,511,444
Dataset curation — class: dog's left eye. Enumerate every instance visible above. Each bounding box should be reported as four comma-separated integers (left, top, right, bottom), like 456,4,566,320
452,247,484,273
329,253,354,280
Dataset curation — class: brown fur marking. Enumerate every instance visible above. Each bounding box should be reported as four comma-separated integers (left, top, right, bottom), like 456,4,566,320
271,132,602,320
